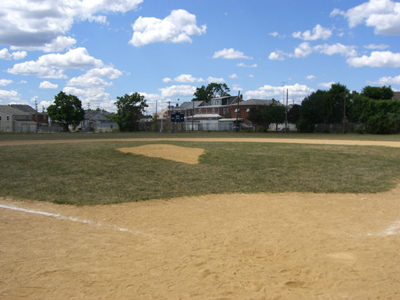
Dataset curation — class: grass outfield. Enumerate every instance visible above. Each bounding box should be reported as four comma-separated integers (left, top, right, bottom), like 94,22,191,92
1,136,400,205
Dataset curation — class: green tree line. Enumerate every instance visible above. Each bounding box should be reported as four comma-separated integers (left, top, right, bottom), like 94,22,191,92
248,84,400,134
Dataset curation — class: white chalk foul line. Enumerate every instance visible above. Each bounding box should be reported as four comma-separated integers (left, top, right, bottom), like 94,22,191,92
375,220,400,236
0,204,132,234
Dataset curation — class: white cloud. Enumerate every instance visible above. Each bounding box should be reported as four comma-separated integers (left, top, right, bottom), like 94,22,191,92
229,74,238,79
0,48,27,60
174,74,204,83
292,24,332,41
130,9,206,47
306,75,316,80
269,32,279,37
268,51,285,61
315,43,358,57
0,0,143,49
232,84,242,91
237,63,258,68
39,81,58,89
11,51,27,60
213,48,252,60
269,42,358,60
244,83,314,103
207,76,225,83
163,78,172,83
63,86,112,109
67,66,122,87
138,92,161,102
0,89,20,102
0,79,12,86
11,36,77,53
347,51,400,67
8,47,104,78
330,8,346,18
375,74,400,85
334,0,400,35
293,42,313,58
364,44,390,50
40,100,55,111
318,82,336,89
0,48,12,60
159,85,196,98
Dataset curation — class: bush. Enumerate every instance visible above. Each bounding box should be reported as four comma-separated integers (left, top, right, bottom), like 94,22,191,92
297,118,314,133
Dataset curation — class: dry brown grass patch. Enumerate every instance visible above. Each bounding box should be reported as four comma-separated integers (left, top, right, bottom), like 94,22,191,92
117,144,205,164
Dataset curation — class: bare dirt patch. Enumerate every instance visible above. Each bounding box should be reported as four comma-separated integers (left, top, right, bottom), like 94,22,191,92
1,137,400,299
117,144,205,164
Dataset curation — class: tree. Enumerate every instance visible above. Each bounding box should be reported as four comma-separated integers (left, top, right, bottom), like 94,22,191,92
325,83,349,123
192,85,209,102
361,85,394,100
113,92,148,132
263,101,286,131
192,83,231,102
287,104,301,124
298,90,326,132
47,91,85,132
247,107,267,129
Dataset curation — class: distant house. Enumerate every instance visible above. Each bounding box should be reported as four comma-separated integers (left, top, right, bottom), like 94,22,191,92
234,99,278,124
393,91,400,101
10,104,49,127
164,96,291,131
78,110,118,132
0,105,37,132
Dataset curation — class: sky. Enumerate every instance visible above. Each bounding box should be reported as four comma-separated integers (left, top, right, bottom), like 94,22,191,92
0,0,399,114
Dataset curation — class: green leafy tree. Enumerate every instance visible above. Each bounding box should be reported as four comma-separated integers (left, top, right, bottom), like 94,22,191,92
113,93,148,132
263,101,286,131
287,104,301,124
298,90,327,132
361,85,394,100
352,95,400,134
192,85,209,101
325,83,349,123
247,107,267,129
193,83,231,102
47,91,85,132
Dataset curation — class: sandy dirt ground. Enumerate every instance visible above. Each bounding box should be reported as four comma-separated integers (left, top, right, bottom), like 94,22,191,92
1,138,400,299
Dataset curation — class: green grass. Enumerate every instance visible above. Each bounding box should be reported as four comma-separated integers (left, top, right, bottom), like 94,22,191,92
1,139,400,205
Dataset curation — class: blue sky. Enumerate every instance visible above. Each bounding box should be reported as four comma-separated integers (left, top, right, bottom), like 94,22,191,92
0,0,399,114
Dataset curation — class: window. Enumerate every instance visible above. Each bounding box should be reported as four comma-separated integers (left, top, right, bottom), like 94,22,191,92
0,116,2,120
7,116,9,121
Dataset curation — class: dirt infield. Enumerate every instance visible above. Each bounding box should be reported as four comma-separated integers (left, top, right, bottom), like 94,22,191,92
1,138,400,299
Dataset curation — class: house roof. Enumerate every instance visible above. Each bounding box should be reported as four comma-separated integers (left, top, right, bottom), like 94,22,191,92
210,96,239,105
10,104,37,114
179,101,204,109
0,105,30,116
84,110,112,121
241,99,276,106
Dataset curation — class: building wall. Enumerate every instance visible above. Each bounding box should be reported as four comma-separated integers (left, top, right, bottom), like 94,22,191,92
0,112,13,132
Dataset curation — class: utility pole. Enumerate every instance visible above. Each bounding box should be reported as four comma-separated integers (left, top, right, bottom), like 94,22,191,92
285,89,288,133
155,100,158,132
343,93,347,134
236,91,240,132
192,100,194,131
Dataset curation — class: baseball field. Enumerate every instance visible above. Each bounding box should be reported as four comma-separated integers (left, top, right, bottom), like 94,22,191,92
1,133,399,299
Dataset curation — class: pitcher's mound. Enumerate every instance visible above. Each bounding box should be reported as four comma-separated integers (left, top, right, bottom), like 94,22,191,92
117,144,205,164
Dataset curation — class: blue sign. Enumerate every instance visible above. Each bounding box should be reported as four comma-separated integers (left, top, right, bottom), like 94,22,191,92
171,113,184,123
